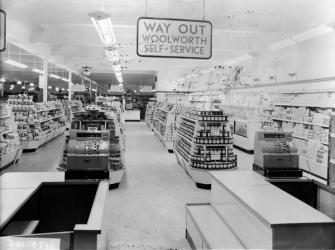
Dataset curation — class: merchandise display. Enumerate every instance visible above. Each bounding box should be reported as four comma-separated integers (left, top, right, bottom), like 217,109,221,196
0,102,23,171
70,100,83,114
145,101,156,130
8,95,67,151
219,93,274,152
60,110,125,188
151,102,182,152
174,107,237,188
61,100,73,125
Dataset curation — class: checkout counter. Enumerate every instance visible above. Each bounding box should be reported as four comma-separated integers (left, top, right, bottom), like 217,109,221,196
185,131,335,249
0,172,108,250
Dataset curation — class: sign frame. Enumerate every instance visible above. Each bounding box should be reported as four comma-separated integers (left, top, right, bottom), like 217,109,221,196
136,17,212,60
0,10,6,52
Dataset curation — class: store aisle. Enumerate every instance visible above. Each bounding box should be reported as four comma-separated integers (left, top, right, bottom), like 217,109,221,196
99,122,210,250
6,134,65,173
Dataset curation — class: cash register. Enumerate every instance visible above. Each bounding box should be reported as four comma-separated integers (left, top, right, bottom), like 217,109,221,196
253,131,302,178
60,110,124,188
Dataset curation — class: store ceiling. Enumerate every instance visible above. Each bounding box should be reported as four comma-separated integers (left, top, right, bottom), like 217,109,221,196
1,0,334,88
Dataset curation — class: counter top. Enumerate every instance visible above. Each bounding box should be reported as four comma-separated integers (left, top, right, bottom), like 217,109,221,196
210,170,335,226
0,172,65,230
0,172,64,189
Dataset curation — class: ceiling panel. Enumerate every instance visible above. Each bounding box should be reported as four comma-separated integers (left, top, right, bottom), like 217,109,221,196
1,0,334,89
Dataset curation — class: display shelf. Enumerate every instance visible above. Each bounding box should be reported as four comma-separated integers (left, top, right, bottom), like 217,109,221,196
150,102,182,152
293,134,328,145
8,95,67,152
174,108,237,188
272,117,329,128
0,102,22,171
267,100,333,181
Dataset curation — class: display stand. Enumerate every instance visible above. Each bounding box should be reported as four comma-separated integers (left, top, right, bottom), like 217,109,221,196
145,101,156,130
174,108,237,188
186,171,335,249
0,102,23,171
70,100,83,115
151,102,182,153
268,96,333,181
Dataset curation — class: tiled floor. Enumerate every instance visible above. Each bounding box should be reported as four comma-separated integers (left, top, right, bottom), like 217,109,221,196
4,122,254,249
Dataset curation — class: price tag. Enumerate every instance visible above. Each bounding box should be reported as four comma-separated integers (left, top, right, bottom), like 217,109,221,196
211,127,220,136
211,152,220,160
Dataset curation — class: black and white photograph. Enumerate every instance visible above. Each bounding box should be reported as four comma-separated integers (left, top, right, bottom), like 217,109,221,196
0,0,335,249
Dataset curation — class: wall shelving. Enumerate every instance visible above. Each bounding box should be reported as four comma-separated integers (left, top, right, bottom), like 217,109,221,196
8,95,67,151
0,102,23,171
267,98,333,181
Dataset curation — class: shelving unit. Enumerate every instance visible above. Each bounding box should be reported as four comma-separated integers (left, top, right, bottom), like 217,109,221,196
8,95,67,151
268,103,333,181
174,108,237,188
0,102,23,171
219,92,274,152
70,100,83,115
151,102,182,152
145,101,156,130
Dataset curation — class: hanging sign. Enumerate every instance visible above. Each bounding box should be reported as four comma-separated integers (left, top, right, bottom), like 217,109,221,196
0,10,6,52
137,17,212,59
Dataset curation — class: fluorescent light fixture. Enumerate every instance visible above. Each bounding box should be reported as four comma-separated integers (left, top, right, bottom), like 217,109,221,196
235,53,253,62
267,38,295,51
89,11,116,45
55,87,59,91
32,68,44,74
105,46,119,63
49,74,61,79
0,78,5,82
61,88,65,91
61,77,68,82
48,86,52,89
17,81,22,85
292,24,333,42
29,82,34,86
4,59,28,69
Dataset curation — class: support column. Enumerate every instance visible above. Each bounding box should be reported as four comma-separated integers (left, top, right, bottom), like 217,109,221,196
68,72,72,100
42,60,48,102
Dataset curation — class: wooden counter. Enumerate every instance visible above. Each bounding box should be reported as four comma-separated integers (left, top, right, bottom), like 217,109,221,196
0,172,65,231
0,172,108,250
186,170,335,249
